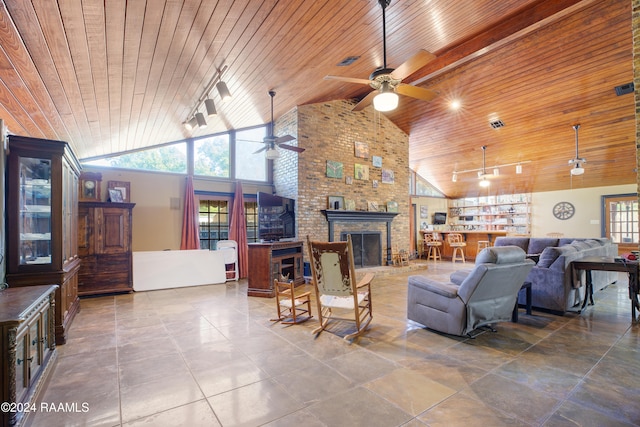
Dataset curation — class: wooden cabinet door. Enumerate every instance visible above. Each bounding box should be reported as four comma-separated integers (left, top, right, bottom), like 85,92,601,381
96,207,131,254
77,206,94,256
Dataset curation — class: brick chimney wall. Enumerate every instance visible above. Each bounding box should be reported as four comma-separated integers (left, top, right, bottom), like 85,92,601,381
274,99,410,262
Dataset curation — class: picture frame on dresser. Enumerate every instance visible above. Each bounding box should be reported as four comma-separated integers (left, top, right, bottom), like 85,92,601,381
107,180,130,202
108,188,124,203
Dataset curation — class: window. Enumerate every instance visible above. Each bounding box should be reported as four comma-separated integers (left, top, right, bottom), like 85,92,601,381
235,127,267,181
604,194,638,253
245,201,259,243
84,142,187,173
194,134,230,177
199,200,229,249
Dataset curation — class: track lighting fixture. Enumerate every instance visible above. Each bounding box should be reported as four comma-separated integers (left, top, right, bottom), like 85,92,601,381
452,152,531,183
183,65,231,131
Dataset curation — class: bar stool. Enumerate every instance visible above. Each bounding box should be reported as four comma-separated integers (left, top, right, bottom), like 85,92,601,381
447,233,467,263
424,232,442,261
477,240,491,254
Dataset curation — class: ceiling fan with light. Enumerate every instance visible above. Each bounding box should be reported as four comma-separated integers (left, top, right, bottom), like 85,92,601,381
568,124,586,176
324,0,437,112
251,90,304,159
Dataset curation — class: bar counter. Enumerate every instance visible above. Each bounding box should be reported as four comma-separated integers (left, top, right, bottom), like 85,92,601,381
420,230,512,260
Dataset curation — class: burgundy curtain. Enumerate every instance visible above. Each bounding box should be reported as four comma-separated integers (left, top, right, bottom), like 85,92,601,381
180,176,200,250
229,181,249,278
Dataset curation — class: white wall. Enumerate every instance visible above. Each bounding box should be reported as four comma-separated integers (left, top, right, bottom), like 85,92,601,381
531,184,637,237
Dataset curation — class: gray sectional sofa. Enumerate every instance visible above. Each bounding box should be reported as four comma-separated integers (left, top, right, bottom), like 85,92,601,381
493,236,618,314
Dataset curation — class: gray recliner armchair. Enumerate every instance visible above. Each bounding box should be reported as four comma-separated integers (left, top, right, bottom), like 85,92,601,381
407,246,535,337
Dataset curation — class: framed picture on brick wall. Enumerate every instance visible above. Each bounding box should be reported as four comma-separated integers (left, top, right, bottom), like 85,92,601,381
354,163,369,180
354,141,369,158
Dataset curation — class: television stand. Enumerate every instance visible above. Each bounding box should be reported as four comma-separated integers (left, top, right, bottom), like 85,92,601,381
247,241,304,297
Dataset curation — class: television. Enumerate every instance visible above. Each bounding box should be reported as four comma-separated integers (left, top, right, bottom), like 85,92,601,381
257,192,296,241
433,212,447,225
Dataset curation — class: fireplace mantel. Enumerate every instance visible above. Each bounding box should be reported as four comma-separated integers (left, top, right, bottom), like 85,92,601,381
320,209,399,265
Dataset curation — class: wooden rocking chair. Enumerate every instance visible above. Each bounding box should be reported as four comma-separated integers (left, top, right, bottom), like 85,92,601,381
306,235,374,341
271,279,312,324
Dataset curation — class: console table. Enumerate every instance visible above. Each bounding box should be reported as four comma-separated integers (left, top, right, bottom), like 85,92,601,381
571,256,640,321
247,241,304,297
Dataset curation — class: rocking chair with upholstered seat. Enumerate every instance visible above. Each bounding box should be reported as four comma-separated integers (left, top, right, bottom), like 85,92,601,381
307,235,374,341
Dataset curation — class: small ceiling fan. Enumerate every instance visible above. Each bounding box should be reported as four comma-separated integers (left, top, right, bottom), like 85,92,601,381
324,0,437,112
568,124,586,176
252,90,305,159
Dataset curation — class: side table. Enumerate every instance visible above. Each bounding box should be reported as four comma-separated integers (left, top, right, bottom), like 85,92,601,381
512,281,532,322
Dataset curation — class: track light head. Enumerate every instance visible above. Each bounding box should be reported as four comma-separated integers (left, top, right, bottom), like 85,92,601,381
195,112,207,128
204,98,217,117
216,81,232,102
184,117,198,131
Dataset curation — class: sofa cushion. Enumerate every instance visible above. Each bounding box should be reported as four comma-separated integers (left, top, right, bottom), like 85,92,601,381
493,237,529,252
528,238,559,255
558,238,575,246
571,240,590,251
537,246,562,268
584,239,600,248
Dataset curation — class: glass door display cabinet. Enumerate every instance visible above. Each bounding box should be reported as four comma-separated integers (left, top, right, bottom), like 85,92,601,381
5,135,81,345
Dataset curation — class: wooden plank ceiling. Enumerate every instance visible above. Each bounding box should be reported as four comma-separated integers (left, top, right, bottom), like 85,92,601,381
0,0,634,198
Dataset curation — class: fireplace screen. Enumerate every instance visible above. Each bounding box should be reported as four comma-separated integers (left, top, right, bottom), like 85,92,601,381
340,232,382,268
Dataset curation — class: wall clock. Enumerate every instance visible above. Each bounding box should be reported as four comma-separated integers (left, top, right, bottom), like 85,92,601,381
79,171,102,201
552,201,575,220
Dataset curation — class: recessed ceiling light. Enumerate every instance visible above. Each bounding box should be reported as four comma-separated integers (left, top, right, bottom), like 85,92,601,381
450,99,461,110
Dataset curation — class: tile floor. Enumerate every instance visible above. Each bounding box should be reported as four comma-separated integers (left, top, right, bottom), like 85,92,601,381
26,261,640,427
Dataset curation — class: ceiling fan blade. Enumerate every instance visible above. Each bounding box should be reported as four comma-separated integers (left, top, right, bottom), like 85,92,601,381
396,84,438,102
277,143,305,153
352,91,377,111
253,145,268,154
324,75,372,85
390,49,436,81
275,135,295,144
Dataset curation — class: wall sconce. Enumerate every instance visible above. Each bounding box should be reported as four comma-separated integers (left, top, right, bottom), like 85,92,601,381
452,172,457,182
493,167,500,176
515,163,523,174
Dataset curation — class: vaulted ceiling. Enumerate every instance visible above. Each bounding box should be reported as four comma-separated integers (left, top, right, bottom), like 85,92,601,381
0,0,635,198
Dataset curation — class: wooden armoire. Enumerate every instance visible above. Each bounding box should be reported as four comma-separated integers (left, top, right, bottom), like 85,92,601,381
77,201,135,296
